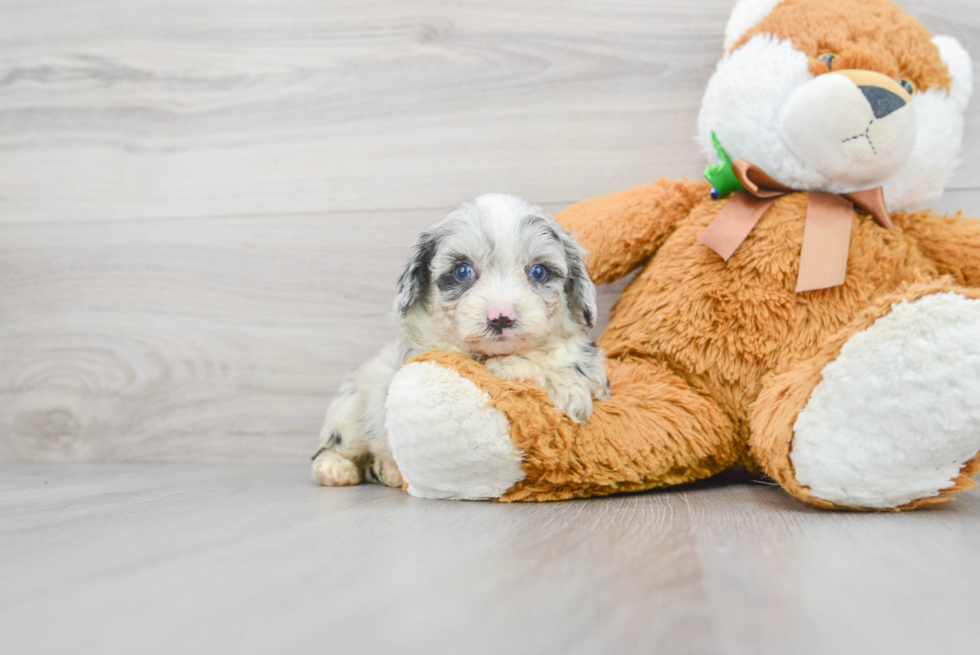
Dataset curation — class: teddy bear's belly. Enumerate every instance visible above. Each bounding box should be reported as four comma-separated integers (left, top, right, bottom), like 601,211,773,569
598,195,940,418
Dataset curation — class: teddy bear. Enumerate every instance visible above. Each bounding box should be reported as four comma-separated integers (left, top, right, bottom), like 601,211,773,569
382,0,980,511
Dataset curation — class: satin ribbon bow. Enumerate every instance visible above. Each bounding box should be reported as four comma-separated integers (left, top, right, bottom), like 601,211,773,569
697,159,892,292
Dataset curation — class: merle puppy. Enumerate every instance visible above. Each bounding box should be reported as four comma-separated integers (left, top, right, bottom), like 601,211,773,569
312,193,610,487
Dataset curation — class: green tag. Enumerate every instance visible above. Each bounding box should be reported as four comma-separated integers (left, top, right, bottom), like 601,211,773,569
703,131,744,199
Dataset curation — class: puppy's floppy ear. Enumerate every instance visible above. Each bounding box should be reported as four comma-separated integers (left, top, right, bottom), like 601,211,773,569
561,231,598,329
393,230,437,317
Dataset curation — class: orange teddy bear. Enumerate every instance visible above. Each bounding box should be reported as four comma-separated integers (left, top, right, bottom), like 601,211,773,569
384,0,980,510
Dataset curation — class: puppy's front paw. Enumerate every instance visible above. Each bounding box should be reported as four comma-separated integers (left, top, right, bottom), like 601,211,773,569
548,378,594,424
367,454,404,488
312,451,361,486
484,355,547,387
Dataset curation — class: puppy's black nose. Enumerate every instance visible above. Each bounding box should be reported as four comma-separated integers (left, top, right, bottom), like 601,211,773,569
488,314,515,332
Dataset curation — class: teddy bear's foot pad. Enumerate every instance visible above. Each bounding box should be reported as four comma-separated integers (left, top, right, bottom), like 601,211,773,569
385,361,526,500
791,292,980,508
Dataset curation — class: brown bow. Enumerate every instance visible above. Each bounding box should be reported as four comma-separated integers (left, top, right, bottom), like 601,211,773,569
697,160,892,292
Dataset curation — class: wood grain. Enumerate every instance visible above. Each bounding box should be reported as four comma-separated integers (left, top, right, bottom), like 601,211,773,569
1,0,979,461
2,464,979,654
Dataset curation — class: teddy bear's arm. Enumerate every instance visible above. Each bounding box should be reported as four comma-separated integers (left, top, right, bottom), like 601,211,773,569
387,351,740,502
497,356,740,501
556,178,712,284
901,212,980,287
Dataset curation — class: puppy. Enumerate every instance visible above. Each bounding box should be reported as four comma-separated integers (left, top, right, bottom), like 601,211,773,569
312,193,610,487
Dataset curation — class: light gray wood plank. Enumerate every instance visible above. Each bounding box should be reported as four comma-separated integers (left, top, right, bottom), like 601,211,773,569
2,0,979,462
927,188,980,215
0,0,975,226
0,205,626,462
0,209,430,461
0,463,714,655
0,0,726,223
2,464,979,655
686,484,980,654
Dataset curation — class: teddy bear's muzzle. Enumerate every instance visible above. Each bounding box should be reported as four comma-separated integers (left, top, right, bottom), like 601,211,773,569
779,69,917,186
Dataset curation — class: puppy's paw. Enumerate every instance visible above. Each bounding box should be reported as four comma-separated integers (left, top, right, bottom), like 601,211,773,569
547,377,595,424
595,375,612,401
367,454,404,488
484,355,547,388
312,451,361,486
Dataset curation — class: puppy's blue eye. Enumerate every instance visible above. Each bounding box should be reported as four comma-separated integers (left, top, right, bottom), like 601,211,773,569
529,264,549,283
454,263,475,282
898,78,916,95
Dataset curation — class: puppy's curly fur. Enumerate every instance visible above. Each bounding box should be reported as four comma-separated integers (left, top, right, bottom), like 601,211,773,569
312,194,609,487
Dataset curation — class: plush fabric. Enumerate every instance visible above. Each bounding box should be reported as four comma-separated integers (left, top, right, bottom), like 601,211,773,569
385,359,525,500
384,0,980,510
732,0,952,90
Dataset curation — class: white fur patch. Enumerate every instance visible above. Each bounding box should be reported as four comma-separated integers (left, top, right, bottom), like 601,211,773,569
385,361,525,500
723,0,782,51
881,87,965,211
791,293,980,509
933,35,974,113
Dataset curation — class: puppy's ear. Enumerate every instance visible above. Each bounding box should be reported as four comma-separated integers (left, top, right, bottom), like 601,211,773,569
394,231,437,318
561,232,598,329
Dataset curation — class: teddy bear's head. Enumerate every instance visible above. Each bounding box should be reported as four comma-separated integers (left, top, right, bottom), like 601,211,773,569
696,0,973,211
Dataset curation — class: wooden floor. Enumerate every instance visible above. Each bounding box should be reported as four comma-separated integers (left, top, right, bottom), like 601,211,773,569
1,0,978,462
3,2,980,652
3,463,980,655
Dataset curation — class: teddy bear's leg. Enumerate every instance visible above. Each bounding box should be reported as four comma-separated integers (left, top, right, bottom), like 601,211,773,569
750,282,980,510
901,213,980,288
384,356,525,500
385,351,738,501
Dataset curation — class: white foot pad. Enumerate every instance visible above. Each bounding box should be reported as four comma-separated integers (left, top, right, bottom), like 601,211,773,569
792,292,980,508
385,361,526,500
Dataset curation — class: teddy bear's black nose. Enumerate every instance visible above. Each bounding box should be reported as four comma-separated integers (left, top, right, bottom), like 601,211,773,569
859,85,906,119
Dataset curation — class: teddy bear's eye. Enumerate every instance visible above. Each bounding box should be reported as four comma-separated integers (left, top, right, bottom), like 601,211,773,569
817,53,837,70
898,78,916,95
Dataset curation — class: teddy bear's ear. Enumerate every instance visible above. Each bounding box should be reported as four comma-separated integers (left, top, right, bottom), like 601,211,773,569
723,0,782,51
933,35,974,113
